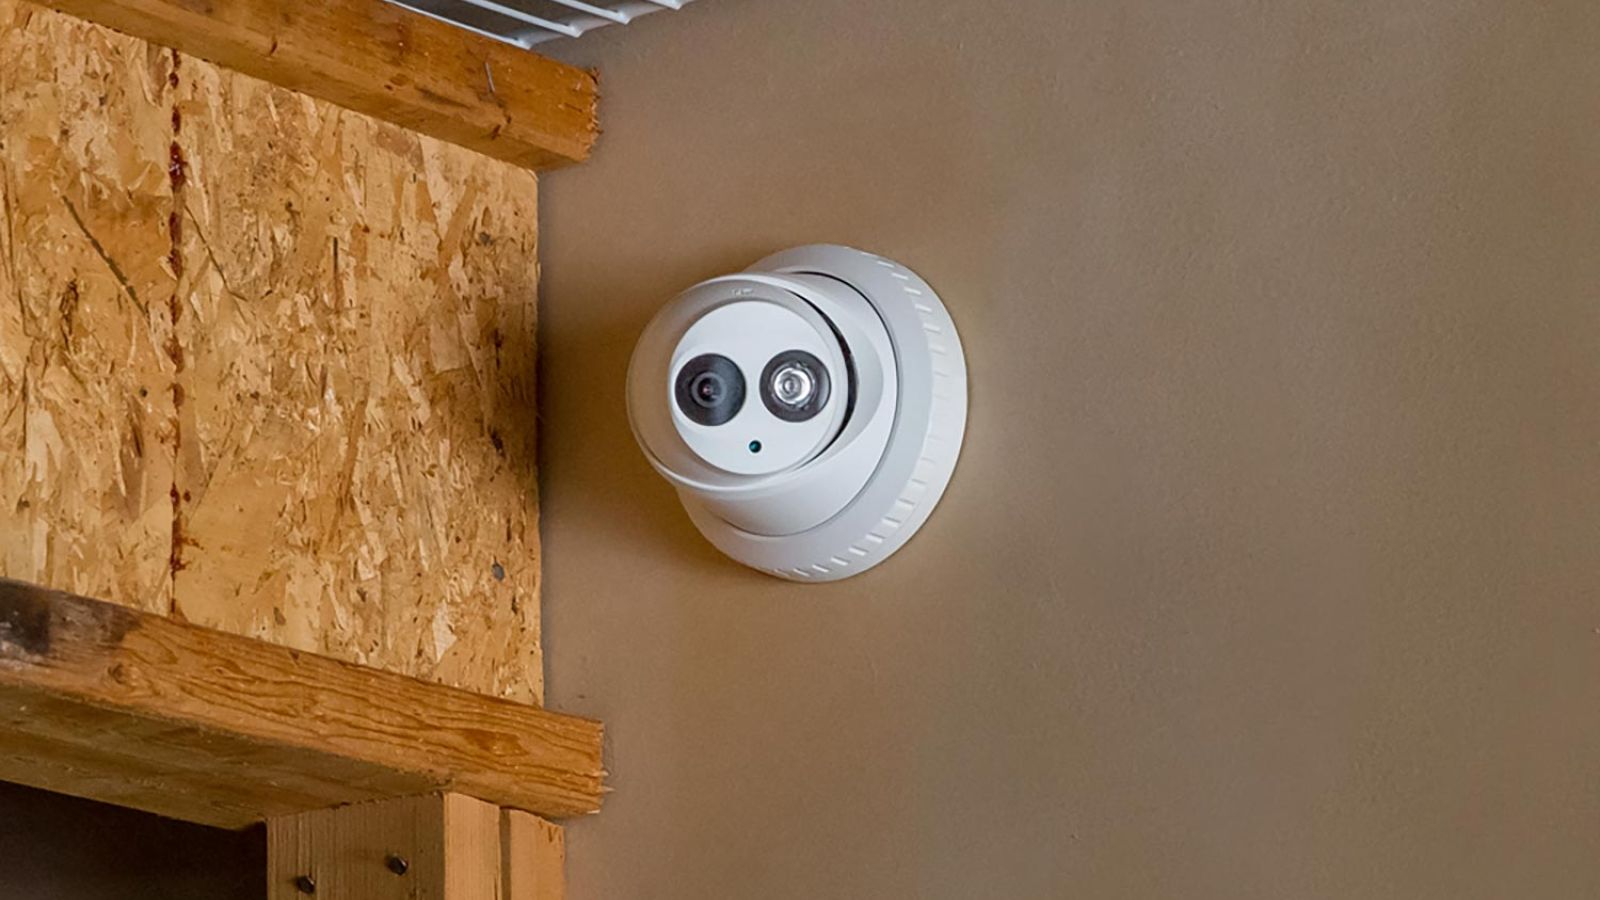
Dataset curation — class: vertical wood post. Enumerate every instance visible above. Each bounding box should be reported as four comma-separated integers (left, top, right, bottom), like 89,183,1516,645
503,809,567,900
268,794,564,900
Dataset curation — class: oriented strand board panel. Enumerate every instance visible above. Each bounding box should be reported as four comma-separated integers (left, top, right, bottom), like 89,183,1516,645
0,0,544,702
0,3,178,613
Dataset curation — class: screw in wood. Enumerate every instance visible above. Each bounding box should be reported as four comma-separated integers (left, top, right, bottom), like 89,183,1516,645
293,874,317,894
385,855,410,876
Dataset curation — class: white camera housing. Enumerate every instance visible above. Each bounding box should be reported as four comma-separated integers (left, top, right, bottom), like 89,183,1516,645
627,245,967,581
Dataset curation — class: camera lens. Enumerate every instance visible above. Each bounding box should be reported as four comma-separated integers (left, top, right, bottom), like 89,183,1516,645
760,350,831,422
690,372,725,407
674,354,745,426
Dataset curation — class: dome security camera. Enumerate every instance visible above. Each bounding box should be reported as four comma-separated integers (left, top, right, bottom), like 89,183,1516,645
627,245,967,581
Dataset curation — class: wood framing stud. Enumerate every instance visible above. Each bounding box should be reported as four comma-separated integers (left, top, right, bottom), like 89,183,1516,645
503,809,567,900
267,794,566,900
36,0,598,169
268,794,505,900
0,580,605,828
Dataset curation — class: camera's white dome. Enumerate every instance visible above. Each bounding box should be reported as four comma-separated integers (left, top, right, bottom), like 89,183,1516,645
627,245,967,582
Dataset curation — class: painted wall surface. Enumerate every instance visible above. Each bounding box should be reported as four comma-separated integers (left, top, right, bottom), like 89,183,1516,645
538,2,1600,898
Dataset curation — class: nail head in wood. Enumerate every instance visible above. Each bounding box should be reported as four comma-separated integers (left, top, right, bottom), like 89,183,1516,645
386,854,410,876
293,874,316,895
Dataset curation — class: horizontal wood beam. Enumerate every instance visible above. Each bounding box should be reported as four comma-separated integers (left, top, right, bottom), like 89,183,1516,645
36,0,598,169
0,580,605,829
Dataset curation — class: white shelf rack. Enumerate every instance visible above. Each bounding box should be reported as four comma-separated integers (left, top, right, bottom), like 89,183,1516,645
385,0,694,49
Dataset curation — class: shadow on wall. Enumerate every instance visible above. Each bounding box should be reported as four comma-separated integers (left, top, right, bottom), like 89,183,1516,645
537,286,742,563
0,782,264,900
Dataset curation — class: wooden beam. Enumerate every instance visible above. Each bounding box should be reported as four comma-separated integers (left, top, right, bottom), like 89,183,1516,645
0,580,605,828
503,810,566,900
267,793,503,900
35,0,598,169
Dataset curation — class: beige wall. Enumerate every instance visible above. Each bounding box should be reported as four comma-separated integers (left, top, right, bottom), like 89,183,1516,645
537,2,1600,897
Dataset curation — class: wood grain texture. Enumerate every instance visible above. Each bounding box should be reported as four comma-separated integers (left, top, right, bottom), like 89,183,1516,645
0,580,605,828
0,1,546,704
445,795,506,900
37,0,597,169
503,810,566,900
267,793,503,900
0,2,180,614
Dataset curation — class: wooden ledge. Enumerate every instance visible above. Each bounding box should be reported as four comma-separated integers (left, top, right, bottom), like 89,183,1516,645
0,579,605,829
36,0,599,169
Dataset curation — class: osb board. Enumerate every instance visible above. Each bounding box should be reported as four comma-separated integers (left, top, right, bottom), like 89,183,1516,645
0,0,543,703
